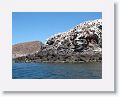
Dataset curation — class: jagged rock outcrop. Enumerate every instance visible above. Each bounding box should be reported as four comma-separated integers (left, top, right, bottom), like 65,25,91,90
13,19,102,63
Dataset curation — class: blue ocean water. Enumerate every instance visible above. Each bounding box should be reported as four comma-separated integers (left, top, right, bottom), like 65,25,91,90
12,63,102,79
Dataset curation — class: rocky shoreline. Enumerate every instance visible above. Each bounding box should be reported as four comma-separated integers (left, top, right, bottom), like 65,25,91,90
13,19,102,63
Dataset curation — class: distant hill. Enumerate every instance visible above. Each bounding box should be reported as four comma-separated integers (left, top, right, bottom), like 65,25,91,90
12,41,44,59
13,19,102,63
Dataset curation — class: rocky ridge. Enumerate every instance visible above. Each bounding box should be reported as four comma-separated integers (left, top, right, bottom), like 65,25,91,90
13,19,102,63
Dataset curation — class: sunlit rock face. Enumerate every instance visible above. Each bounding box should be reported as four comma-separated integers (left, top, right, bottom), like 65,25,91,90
13,19,102,63
44,19,102,62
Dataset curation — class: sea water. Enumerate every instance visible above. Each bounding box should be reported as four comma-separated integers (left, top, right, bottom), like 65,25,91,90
12,63,102,79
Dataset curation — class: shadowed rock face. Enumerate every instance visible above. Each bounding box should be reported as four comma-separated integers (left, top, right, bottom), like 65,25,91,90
13,19,102,63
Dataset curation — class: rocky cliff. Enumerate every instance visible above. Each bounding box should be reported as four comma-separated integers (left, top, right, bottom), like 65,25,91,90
13,19,102,63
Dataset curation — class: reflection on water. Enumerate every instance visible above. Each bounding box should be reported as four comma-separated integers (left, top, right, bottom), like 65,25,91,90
12,62,102,79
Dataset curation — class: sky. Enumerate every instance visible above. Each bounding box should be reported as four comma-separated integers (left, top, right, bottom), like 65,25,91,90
12,12,102,45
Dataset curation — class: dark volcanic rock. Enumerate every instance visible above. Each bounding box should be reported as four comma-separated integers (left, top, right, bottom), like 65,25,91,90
13,19,102,63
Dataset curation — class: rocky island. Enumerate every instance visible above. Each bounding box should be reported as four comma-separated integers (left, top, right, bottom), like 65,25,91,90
13,19,102,63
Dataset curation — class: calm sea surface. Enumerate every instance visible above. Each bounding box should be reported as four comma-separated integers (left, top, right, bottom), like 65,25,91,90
12,63,102,79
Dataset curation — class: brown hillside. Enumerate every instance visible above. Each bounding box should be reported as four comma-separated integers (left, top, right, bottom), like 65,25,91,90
12,41,44,58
